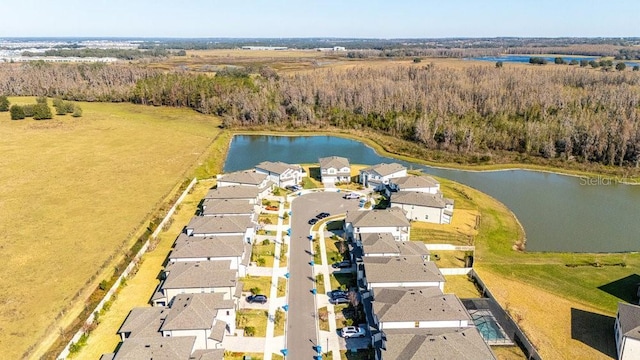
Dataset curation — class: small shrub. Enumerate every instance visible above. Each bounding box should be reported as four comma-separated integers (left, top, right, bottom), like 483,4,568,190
99,280,108,291
262,239,270,245
250,286,261,295
244,326,256,337
256,257,266,266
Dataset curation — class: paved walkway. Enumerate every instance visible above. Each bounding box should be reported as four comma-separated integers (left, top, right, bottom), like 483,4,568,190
246,265,273,277
316,224,343,359
263,197,287,360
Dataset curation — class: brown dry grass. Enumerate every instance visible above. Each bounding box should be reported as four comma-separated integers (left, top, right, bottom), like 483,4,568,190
0,99,220,359
476,268,617,360
411,209,480,246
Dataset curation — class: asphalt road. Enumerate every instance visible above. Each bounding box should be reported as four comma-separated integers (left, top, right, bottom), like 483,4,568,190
286,192,360,359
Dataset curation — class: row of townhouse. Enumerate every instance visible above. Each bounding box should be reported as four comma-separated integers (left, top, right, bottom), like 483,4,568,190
318,157,454,224
102,167,297,360
342,207,496,360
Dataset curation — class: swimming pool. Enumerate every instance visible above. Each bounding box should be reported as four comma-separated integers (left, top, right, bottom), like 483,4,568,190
470,310,512,345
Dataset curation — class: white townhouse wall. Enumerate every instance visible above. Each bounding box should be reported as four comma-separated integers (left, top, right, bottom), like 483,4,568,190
390,175,440,194
615,302,640,360
359,163,407,189
319,156,351,183
344,208,411,242
255,161,305,187
390,191,454,224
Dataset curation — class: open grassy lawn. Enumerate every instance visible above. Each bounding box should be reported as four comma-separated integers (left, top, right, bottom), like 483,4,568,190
318,306,330,331
444,275,482,298
79,179,216,359
329,273,357,291
277,277,287,298
236,309,268,337
252,241,277,267
279,243,288,267
0,98,221,359
242,276,273,296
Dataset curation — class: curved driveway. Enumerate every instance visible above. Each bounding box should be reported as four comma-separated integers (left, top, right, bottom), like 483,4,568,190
286,192,360,359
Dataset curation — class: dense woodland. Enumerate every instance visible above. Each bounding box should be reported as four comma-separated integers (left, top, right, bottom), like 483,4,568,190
2,61,640,168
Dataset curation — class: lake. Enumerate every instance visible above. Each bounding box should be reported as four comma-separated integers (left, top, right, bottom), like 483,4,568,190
468,55,640,68
224,135,640,253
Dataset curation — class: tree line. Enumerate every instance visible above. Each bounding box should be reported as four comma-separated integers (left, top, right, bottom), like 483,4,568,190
1,61,640,168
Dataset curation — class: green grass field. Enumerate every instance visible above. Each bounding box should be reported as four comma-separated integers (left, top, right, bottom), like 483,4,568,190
0,98,221,359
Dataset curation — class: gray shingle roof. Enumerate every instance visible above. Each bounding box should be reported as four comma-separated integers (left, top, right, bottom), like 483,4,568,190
618,302,640,341
363,257,444,284
391,191,453,209
163,261,237,290
205,186,260,200
170,234,246,260
117,307,168,338
361,163,406,177
373,287,471,323
382,327,497,360
319,156,350,172
218,170,267,186
201,199,255,216
161,293,233,331
346,208,410,228
191,349,225,360
392,175,439,189
256,161,302,175
360,233,429,257
186,215,254,235
208,320,228,342
112,336,196,360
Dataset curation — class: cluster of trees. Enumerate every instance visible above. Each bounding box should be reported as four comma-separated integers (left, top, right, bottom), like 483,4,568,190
0,62,157,101
10,97,52,120
21,48,169,60
0,95,9,111
53,98,82,117
2,61,640,168
528,57,637,71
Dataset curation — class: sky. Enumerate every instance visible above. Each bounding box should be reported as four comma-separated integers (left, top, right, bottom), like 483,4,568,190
0,0,638,38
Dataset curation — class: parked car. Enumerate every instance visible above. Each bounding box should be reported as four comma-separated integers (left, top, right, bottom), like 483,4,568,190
329,296,351,305
308,218,318,225
316,212,330,219
286,184,302,191
341,326,366,338
328,290,349,299
343,193,360,199
331,260,352,269
265,205,279,211
246,295,268,304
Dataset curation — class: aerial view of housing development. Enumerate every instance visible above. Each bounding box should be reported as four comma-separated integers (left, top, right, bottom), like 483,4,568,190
2,1,640,360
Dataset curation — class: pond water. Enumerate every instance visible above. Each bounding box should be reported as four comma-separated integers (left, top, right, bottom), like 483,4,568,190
468,55,640,67
224,135,640,253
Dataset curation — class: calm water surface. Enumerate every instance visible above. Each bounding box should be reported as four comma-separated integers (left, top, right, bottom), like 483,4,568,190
224,135,640,253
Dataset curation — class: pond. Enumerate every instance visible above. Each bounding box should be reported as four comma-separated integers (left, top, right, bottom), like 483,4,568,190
467,55,640,68
224,135,640,253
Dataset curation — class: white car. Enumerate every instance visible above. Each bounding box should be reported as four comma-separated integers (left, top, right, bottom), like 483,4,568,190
341,326,366,338
343,193,360,199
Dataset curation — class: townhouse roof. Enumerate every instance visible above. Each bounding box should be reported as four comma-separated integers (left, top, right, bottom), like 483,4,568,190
117,307,168,338
161,293,233,331
217,170,267,186
373,287,470,323
618,302,640,341
360,233,429,257
186,215,254,235
346,208,410,228
382,327,497,360
392,191,453,209
256,161,302,175
361,163,406,177
208,320,228,342
163,261,237,289
392,175,439,189
201,199,255,216
112,336,196,360
204,186,260,200
319,156,350,171
170,234,246,260
363,256,444,284
191,349,225,360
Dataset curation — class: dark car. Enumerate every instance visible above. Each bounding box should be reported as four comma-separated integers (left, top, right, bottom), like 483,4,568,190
316,212,330,219
308,218,318,225
329,290,349,299
246,295,268,304
331,260,352,269
329,296,351,305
